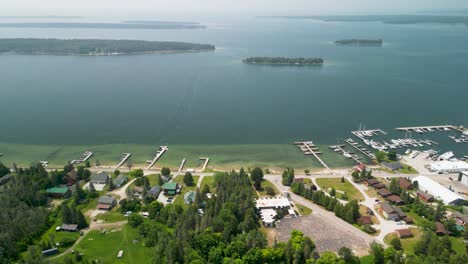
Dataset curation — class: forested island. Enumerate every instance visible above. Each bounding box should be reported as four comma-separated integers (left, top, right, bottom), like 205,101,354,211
335,39,383,46
0,22,206,29
0,38,215,56
243,57,324,65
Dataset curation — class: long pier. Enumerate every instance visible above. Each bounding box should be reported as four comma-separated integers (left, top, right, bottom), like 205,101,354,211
395,125,464,134
146,146,168,170
115,153,131,169
178,158,186,172
71,151,93,165
294,141,331,171
200,157,210,172
345,138,375,160
329,145,362,164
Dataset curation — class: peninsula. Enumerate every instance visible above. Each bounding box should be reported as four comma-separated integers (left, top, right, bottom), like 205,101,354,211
0,38,215,56
243,57,324,65
335,39,383,46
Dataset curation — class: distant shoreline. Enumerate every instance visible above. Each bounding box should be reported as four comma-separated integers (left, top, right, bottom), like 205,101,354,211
0,48,215,57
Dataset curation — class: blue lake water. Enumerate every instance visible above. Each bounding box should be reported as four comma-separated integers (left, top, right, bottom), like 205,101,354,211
0,18,467,156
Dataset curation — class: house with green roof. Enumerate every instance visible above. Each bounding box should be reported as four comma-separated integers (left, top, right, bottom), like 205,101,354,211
162,182,179,196
46,187,71,198
113,174,128,188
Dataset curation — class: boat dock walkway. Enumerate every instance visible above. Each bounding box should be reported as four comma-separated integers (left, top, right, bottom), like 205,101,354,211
351,129,387,139
395,125,463,134
449,136,468,143
329,145,362,164
115,153,131,169
345,138,375,160
178,159,186,172
294,141,331,171
71,151,94,165
146,146,168,170
200,157,210,172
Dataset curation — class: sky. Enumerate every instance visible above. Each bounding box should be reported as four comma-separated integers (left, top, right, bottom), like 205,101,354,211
1,0,468,18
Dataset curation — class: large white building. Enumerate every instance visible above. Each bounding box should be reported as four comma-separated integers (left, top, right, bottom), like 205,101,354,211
428,160,468,173
411,176,464,205
458,171,468,186
256,197,294,227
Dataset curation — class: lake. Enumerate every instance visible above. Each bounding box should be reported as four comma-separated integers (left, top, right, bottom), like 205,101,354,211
0,17,467,167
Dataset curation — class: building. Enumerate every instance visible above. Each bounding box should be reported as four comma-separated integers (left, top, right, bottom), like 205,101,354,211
378,188,392,198
42,248,59,257
395,229,413,238
381,161,403,171
0,174,12,186
416,190,434,203
97,196,116,210
259,209,278,227
256,197,294,227
380,202,406,221
354,163,367,173
60,224,79,232
458,171,468,186
435,222,448,236
148,185,161,197
387,195,404,205
162,182,179,196
399,178,413,190
63,170,79,186
113,175,128,188
90,172,110,185
373,183,386,189
429,160,468,173
184,191,196,205
412,176,464,205
358,216,373,225
451,211,468,226
365,179,380,186
46,187,71,198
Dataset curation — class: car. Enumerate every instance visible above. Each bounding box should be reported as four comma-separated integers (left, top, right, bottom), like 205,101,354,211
375,199,380,202
166,198,173,203
449,177,453,181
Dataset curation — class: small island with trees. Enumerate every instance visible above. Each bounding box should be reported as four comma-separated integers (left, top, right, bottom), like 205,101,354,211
335,39,383,46
0,38,215,56
243,57,324,65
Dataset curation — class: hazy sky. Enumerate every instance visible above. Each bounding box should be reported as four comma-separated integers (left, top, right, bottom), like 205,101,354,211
1,0,468,18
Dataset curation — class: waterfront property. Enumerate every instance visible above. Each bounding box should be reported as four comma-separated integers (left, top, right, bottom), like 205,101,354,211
63,170,79,186
411,176,464,205
256,196,294,227
162,182,179,196
112,174,128,188
97,196,117,210
46,187,71,198
381,161,403,171
90,171,110,185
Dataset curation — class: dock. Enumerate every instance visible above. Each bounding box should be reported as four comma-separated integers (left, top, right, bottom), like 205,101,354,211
351,129,387,139
294,141,331,171
395,125,464,134
146,146,168,170
329,145,362,164
449,135,468,143
115,153,131,169
70,151,93,165
178,158,186,172
200,157,210,172
345,138,376,160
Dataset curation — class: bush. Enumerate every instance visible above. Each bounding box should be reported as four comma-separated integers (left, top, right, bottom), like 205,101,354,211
59,237,76,248
390,237,402,250
265,186,276,196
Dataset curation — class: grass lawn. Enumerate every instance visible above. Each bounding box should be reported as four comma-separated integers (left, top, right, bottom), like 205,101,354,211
316,178,364,201
398,164,418,174
384,228,422,254
256,179,280,196
450,237,466,255
145,174,162,186
360,255,374,264
70,225,153,263
200,176,216,190
39,215,80,252
95,210,127,223
172,175,200,206
295,203,312,216
405,211,427,226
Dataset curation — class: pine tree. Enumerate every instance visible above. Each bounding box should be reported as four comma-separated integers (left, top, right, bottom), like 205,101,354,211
184,172,195,187
62,205,72,224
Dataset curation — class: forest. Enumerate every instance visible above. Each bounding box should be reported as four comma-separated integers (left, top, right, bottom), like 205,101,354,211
243,57,324,65
0,38,215,55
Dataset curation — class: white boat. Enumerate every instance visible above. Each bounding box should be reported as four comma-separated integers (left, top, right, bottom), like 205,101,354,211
405,149,412,155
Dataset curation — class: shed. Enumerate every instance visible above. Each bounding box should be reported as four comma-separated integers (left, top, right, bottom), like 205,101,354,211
60,224,79,232
435,222,448,236
373,183,386,189
378,188,392,198
417,190,434,203
387,195,404,205
46,187,71,198
358,216,373,225
398,178,413,190
395,229,413,238
42,248,59,256
366,179,380,186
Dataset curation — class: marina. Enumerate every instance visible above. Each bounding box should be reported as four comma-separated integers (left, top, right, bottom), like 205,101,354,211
115,153,131,169
345,138,376,160
329,144,362,164
145,146,168,170
70,151,93,165
449,135,468,143
294,141,331,171
395,125,464,134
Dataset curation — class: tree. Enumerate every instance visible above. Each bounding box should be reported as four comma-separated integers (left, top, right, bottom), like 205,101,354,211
282,168,295,186
108,178,115,191
63,163,74,174
61,204,72,224
387,151,398,161
390,237,402,250
130,169,144,178
265,186,276,196
338,247,359,264
184,172,195,186
250,167,264,190
370,242,385,264
0,162,10,177
304,169,310,175
128,214,144,227
375,151,387,163
316,252,345,264
161,167,171,177
330,188,336,197
85,161,91,168
73,182,86,205
389,178,401,195
114,169,120,177
89,182,96,193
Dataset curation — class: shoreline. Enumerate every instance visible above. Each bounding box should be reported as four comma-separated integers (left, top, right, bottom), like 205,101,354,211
0,48,216,57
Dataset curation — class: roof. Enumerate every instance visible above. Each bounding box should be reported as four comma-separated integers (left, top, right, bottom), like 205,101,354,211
149,185,161,195
91,172,110,183
293,178,305,183
378,188,392,197
256,197,291,209
381,161,403,170
97,204,112,210
98,196,115,205
162,182,178,190
381,202,397,214
113,175,128,187
429,160,468,172
358,216,373,225
64,170,78,180
46,187,69,194
133,186,144,193
436,222,448,235
374,183,386,189
417,190,434,201
60,224,78,231
393,206,407,218
260,209,277,224
366,179,380,185
398,178,412,189
452,211,468,223
184,191,196,204
388,195,404,204
395,229,413,237
412,176,464,205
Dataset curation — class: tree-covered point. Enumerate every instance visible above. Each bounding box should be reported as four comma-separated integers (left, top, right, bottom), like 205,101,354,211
335,39,383,45
0,38,215,55
243,57,324,65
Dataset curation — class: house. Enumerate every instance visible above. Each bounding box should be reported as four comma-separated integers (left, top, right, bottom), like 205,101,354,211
417,190,434,203
412,176,464,205
64,170,79,186
113,175,128,188
184,191,196,205
393,206,407,219
381,161,403,171
380,202,406,221
387,195,405,205
46,187,71,198
435,222,448,236
358,216,373,225
0,174,12,186
162,182,179,196
373,183,386,189
398,178,413,190
149,185,161,197
395,229,413,238
97,196,116,210
133,186,144,193
42,248,59,257
378,188,392,198
365,179,380,186
354,163,367,173
90,172,110,185
60,224,79,232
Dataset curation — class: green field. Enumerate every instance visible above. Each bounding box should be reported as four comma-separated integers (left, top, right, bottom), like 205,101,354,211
316,178,364,201
295,203,312,216
95,210,127,223
64,226,153,263
0,143,354,170
257,179,280,196
384,228,422,254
